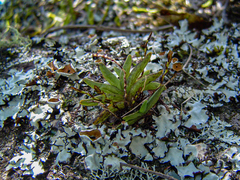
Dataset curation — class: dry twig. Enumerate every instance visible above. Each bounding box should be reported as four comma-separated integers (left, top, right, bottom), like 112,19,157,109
120,162,178,180
42,24,173,37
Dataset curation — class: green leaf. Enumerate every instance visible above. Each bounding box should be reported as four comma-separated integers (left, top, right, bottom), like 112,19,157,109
201,0,213,8
114,67,121,77
83,78,123,95
80,94,110,106
80,99,99,106
132,6,158,13
118,55,132,90
93,94,106,101
142,70,151,76
94,85,102,94
126,52,152,93
108,101,125,111
129,70,162,98
71,87,88,94
114,16,121,27
144,82,161,91
123,84,166,125
146,84,166,111
119,70,124,91
106,93,124,102
99,63,121,90
93,110,111,124
122,111,144,125
93,101,125,124
86,2,94,25
98,0,111,25
123,55,132,78
139,100,148,113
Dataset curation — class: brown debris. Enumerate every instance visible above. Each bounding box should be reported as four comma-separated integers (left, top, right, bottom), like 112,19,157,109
48,61,58,72
57,64,76,74
79,129,102,141
48,98,60,103
172,62,183,72
46,71,55,78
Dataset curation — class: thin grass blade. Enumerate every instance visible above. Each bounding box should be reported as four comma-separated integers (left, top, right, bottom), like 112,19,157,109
93,101,125,124
146,84,166,111
122,54,132,78
114,67,121,77
144,82,161,91
122,111,144,125
126,52,152,93
80,99,100,106
129,70,162,97
84,78,123,95
99,63,121,89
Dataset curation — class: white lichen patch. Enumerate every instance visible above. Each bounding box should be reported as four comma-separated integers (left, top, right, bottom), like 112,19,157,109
183,100,209,128
160,147,185,166
152,139,168,158
103,155,127,170
198,116,240,146
176,162,201,178
85,153,103,171
3,17,240,180
6,131,45,177
129,133,153,158
0,68,37,127
183,143,207,161
0,95,25,126
55,149,72,164
28,104,53,128
154,105,181,138
112,129,131,154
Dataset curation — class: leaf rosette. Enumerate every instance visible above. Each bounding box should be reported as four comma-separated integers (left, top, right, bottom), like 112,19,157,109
73,51,173,127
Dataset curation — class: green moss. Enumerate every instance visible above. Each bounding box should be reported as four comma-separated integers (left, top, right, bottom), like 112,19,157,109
0,26,31,49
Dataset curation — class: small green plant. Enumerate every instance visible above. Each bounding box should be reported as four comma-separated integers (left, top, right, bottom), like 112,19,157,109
206,45,224,56
72,35,181,127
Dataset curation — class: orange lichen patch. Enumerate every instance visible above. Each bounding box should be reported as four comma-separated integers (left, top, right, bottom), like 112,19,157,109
48,61,58,72
172,62,183,72
95,59,102,63
48,98,60,102
57,64,76,74
160,137,169,141
97,49,103,53
48,98,61,108
26,79,37,86
79,129,102,141
172,57,178,63
167,50,173,61
72,44,78,48
186,125,202,132
88,34,96,38
46,71,55,78
159,51,165,56
15,117,21,124
112,142,119,148
112,142,118,146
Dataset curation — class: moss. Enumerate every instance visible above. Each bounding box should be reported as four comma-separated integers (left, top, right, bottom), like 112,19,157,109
0,26,31,49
